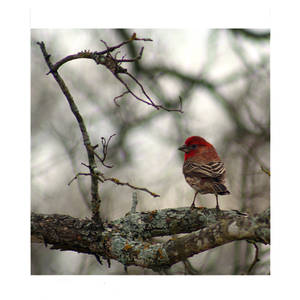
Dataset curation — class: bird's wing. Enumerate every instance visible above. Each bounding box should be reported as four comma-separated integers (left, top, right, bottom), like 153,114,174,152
183,161,226,178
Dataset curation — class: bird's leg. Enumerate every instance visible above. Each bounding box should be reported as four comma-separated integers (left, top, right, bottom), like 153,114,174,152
215,194,220,211
191,192,198,209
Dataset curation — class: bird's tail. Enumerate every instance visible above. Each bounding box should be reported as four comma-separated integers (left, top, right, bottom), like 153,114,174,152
213,182,230,195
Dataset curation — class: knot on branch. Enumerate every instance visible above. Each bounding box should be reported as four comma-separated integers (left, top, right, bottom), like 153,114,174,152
92,53,127,74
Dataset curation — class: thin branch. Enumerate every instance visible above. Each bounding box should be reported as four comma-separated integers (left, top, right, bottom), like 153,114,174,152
88,134,116,168
155,96,183,113
261,165,270,176
230,29,270,40
131,192,138,213
125,72,157,106
67,172,91,186
50,33,151,72
70,166,160,198
98,175,160,198
100,36,182,111
96,33,152,55
94,254,103,265
47,51,95,74
116,47,144,63
101,134,116,164
114,72,183,112
113,91,130,106
37,41,102,225
247,242,260,274
183,259,199,275
88,146,113,169
114,72,156,107
42,34,183,113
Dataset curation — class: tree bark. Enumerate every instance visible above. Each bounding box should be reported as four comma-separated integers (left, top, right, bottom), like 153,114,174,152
31,207,270,271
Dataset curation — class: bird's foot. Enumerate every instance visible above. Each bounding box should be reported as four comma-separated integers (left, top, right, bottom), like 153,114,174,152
215,205,221,216
190,204,205,210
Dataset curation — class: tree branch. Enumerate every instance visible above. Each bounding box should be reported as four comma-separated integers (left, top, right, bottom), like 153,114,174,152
230,29,270,40
31,207,270,270
68,168,160,198
38,34,183,113
247,242,260,274
37,41,102,225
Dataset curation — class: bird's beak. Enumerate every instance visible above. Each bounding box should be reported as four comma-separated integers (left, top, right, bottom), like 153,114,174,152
178,144,190,153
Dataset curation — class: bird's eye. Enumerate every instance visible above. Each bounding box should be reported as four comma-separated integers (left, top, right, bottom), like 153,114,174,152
191,144,197,149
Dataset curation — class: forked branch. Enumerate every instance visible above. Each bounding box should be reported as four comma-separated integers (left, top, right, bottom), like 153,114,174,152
37,41,102,225
31,207,270,270
68,163,160,198
40,33,183,112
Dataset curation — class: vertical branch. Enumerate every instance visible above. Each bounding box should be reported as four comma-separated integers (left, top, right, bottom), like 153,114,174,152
247,242,260,274
37,42,102,225
130,192,138,213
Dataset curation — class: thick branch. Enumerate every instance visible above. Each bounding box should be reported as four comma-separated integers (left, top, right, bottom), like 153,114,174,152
31,207,269,270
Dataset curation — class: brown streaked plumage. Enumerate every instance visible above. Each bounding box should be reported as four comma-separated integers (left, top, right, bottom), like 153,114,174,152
178,136,230,210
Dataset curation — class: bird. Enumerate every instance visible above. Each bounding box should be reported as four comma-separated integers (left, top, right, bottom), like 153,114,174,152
178,136,230,210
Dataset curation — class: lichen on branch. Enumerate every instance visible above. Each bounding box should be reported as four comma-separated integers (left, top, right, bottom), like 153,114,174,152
31,207,270,270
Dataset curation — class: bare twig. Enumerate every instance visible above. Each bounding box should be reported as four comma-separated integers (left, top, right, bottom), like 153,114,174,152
116,47,145,63
67,172,91,186
183,259,199,275
47,51,95,74
100,39,183,112
49,33,151,72
88,134,116,168
96,32,152,55
71,165,160,198
87,146,112,169
114,73,156,107
131,192,138,213
101,134,116,163
247,242,260,274
155,96,184,113
37,41,102,225
99,175,160,198
115,71,183,112
125,72,157,106
113,91,130,106
106,258,111,268
94,254,103,265
261,165,270,176
42,34,183,113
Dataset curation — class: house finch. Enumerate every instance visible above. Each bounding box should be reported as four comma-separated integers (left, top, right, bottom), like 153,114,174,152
178,136,230,210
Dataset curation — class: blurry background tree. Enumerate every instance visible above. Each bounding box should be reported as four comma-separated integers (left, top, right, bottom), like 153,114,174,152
31,28,270,275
